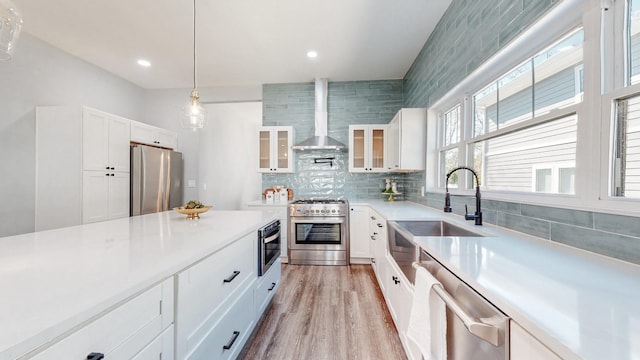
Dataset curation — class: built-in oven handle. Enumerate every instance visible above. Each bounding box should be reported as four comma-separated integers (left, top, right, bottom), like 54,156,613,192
412,262,503,347
263,231,280,244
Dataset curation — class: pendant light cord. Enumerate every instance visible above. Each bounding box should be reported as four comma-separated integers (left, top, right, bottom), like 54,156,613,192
193,0,197,90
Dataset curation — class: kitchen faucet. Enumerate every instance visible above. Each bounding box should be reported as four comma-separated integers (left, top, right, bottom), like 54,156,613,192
444,166,482,225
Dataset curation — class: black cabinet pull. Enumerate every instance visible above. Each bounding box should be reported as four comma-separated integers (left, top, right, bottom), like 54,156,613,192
87,353,104,360
370,216,376,220
104,166,109,170
392,276,400,284
373,232,378,235
223,331,240,350
110,167,115,170
377,223,383,228
268,282,276,291
104,173,109,176
110,173,115,176
223,270,241,283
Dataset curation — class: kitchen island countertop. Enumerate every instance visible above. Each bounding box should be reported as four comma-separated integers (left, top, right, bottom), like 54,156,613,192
352,200,640,360
0,210,275,360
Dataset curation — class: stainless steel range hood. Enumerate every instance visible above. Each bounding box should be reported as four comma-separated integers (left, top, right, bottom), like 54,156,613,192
292,78,347,151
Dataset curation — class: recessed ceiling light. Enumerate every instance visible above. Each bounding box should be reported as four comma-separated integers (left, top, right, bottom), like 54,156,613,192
137,59,151,67
307,51,318,59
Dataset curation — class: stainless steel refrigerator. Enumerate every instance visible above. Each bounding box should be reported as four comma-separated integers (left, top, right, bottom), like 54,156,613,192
130,144,183,216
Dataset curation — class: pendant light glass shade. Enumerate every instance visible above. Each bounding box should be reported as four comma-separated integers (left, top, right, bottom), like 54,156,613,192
182,0,205,130
0,0,22,61
182,88,206,129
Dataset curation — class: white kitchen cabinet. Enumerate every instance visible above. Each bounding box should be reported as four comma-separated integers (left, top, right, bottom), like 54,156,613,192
386,108,427,172
348,125,387,172
258,126,294,173
349,205,371,263
130,120,178,150
35,106,131,231
176,233,256,359
511,321,562,360
254,259,281,319
82,107,131,172
384,253,417,359
82,171,130,224
29,278,174,360
369,209,387,290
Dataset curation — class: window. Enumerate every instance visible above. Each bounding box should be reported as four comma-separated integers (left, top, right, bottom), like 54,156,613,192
442,105,460,146
474,29,584,138
613,94,640,198
533,163,576,194
471,115,577,193
439,105,461,187
628,0,640,85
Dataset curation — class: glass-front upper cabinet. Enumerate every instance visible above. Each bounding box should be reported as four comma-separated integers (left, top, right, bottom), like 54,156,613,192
348,125,387,172
258,126,294,173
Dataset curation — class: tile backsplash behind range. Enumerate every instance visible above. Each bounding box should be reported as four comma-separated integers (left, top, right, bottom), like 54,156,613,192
262,150,406,200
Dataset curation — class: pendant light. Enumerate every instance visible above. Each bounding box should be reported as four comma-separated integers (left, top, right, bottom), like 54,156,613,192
182,0,206,130
0,0,22,61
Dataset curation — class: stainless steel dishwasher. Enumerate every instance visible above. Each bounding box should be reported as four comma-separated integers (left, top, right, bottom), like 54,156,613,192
417,250,509,360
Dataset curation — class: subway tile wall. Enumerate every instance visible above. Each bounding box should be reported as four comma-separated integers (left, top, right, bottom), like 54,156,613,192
262,80,405,199
404,0,559,108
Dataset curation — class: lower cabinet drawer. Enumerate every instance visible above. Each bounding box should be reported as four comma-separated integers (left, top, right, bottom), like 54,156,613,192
176,233,255,359
29,278,173,360
254,259,281,317
131,325,174,360
185,285,255,360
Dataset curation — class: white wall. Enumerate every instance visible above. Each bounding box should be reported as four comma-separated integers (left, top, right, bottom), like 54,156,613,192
197,102,262,209
0,34,145,237
141,86,262,204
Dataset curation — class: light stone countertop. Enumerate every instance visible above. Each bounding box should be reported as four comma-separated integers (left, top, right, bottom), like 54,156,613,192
352,200,640,360
0,210,276,360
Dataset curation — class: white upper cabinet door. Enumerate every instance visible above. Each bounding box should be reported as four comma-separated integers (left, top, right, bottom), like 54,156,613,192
83,108,131,172
82,108,110,172
131,120,178,150
386,108,427,172
108,115,131,172
349,125,386,173
258,126,294,173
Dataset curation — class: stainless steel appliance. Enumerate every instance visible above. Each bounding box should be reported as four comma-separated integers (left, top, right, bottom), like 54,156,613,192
416,250,509,359
288,199,349,265
258,219,281,276
130,144,183,216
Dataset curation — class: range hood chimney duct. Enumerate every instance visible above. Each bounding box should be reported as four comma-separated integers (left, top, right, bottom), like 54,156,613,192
292,78,347,151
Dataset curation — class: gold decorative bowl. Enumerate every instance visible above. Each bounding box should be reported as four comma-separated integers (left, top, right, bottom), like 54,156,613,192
173,206,212,219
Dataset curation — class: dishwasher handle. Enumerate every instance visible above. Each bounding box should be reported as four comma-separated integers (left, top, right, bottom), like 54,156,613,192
412,262,503,347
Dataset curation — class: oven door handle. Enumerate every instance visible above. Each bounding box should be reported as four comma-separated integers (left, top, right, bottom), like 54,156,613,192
263,231,280,244
412,262,503,347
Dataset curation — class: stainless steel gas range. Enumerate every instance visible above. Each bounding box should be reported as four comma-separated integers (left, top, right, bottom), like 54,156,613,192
288,199,350,266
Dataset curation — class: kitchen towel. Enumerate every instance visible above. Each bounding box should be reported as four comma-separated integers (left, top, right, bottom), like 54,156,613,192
407,263,447,360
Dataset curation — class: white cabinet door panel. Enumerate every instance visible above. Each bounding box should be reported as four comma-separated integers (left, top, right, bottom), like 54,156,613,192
82,171,109,223
82,108,109,172
108,172,130,220
108,116,131,172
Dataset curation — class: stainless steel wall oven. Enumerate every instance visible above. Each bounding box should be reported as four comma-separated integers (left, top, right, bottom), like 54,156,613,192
288,199,349,265
258,219,281,276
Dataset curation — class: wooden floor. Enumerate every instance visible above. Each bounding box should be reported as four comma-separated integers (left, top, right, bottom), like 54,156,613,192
238,264,408,360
